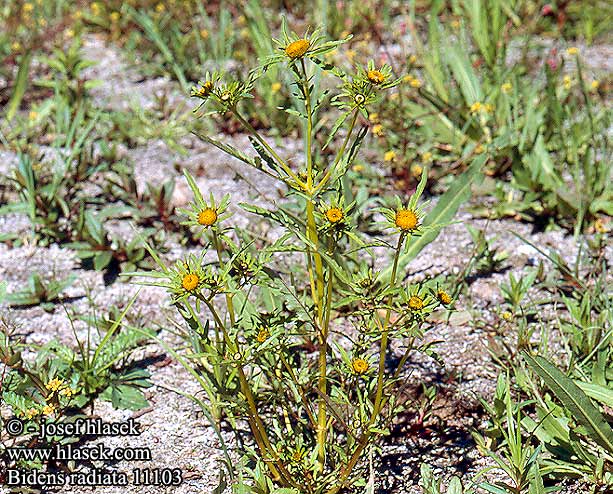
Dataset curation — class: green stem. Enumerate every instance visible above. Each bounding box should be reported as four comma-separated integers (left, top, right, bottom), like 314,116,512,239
326,233,405,494
212,230,235,327
316,108,359,193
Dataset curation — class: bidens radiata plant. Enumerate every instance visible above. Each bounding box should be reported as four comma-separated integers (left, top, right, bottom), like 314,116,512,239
133,20,453,493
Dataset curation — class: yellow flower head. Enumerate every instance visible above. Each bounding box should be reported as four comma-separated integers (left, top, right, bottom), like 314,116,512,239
367,69,386,84
46,378,65,392
256,327,270,343
501,82,512,94
110,11,120,22
563,75,572,90
395,209,419,231
182,273,200,291
155,3,165,13
26,408,40,419
470,102,483,114
42,404,56,416
408,54,417,64
475,144,485,154
196,81,214,98
372,124,384,137
60,387,75,398
408,295,424,310
285,39,310,59
591,80,600,91
410,78,422,88
422,151,432,162
502,311,513,321
23,2,34,12
566,47,579,56
198,207,217,226
271,82,282,93
325,208,344,224
351,358,369,375
411,164,423,178
384,150,396,162
437,290,452,305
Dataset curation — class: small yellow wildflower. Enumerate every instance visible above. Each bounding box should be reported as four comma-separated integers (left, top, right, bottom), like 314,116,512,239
42,404,56,416
410,78,422,88
352,164,365,173
200,29,209,39
395,209,419,231
155,3,165,13
408,54,417,64
285,39,310,59
384,150,396,162
372,124,384,137
422,151,432,162
411,164,423,178
566,47,579,56
563,75,572,90
351,358,369,375
91,2,100,15
408,295,424,310
11,41,21,51
367,69,385,84
475,144,485,154
594,218,606,233
437,290,452,305
23,2,34,12
29,111,38,120
60,387,75,398
470,102,483,114
485,103,494,113
501,82,512,94
181,274,200,291
325,208,344,224
198,207,217,226
46,378,65,392
39,19,47,27
502,311,513,321
110,12,120,22
403,74,414,84
26,408,39,419
590,80,600,91
271,82,282,93
346,49,356,61
65,29,75,38
256,327,270,343
368,112,379,123
451,19,460,29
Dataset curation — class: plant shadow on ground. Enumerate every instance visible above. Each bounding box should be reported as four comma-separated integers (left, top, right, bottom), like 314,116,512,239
376,365,483,492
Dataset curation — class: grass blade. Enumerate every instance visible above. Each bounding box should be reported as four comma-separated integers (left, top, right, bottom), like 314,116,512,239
523,352,613,454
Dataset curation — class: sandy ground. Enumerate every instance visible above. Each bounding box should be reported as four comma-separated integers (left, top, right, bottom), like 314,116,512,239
1,32,611,493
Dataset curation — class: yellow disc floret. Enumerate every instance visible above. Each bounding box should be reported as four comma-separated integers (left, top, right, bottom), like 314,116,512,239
325,208,344,223
198,208,217,226
395,209,419,231
285,39,310,59
351,358,369,375
46,378,65,392
256,327,270,343
197,81,214,98
182,273,200,291
367,69,385,84
408,295,424,310
437,290,451,305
